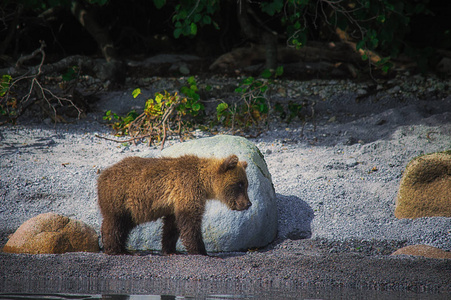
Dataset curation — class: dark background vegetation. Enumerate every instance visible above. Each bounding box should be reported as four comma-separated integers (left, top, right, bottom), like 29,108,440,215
2,0,450,71
1,0,450,127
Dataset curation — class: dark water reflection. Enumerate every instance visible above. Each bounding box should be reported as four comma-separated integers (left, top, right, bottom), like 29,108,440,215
0,278,449,300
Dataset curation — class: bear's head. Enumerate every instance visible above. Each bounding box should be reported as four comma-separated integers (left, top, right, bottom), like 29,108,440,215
213,155,251,211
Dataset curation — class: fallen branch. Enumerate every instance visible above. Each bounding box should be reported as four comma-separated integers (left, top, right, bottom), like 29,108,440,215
94,134,152,144
1,42,84,124
209,42,362,71
98,99,184,150
335,28,382,65
15,40,47,69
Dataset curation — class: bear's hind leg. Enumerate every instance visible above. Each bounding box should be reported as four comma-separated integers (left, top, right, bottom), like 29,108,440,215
162,214,180,255
176,212,207,255
101,214,134,255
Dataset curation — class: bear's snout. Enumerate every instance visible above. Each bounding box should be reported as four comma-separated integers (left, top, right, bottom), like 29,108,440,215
234,198,252,211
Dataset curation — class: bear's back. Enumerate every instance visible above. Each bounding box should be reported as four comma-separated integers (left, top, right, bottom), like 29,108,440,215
97,155,205,203
97,155,211,222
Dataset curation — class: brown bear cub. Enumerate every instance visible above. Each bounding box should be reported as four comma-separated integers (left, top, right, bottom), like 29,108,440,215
98,154,251,255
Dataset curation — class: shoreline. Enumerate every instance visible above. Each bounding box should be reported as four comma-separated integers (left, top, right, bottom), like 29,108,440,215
1,239,450,296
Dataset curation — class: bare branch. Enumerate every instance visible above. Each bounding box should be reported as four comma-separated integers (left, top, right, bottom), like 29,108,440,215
15,40,46,69
1,41,84,124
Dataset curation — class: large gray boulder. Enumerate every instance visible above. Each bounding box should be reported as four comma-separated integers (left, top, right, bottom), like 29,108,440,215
127,135,278,252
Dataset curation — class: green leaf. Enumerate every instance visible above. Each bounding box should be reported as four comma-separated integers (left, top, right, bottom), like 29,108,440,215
291,38,302,49
174,28,182,39
62,66,77,81
194,13,202,23
0,75,12,97
180,86,190,95
182,24,192,36
258,103,268,113
103,110,112,120
242,77,255,85
190,22,198,35
177,9,187,20
187,76,196,85
377,14,386,23
294,21,301,30
153,0,165,9
356,40,365,51
87,0,109,5
192,102,201,111
216,102,228,113
155,93,163,104
260,69,272,79
261,0,283,16
275,66,284,77
132,88,141,99
206,5,216,14
202,15,211,25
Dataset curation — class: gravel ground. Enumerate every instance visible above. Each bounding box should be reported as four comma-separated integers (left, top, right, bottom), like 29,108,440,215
0,75,450,298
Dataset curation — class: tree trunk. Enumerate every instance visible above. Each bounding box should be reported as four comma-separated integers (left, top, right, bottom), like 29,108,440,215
0,4,23,56
70,0,124,84
236,0,278,71
70,0,116,62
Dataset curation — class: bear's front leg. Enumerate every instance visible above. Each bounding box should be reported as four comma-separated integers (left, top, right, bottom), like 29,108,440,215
101,214,134,255
176,212,207,255
162,214,180,255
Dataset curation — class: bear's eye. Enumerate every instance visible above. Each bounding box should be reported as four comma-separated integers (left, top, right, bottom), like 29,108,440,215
237,182,245,189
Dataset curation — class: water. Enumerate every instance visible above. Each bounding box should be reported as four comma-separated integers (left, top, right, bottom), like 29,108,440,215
0,278,449,300
0,291,449,300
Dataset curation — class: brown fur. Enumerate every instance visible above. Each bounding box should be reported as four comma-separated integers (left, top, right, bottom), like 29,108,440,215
97,154,250,255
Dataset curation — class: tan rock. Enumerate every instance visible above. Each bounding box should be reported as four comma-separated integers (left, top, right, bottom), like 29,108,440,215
391,245,451,259
3,212,99,254
395,152,451,219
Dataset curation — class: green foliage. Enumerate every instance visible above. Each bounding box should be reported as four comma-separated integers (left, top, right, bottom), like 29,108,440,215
6,0,109,11
179,76,204,117
132,88,142,99
172,0,219,38
287,101,304,122
0,75,11,97
103,77,205,148
103,109,138,136
160,0,434,71
0,75,14,119
260,1,284,16
62,66,79,82
86,0,109,5
216,67,283,128
103,90,184,144
332,0,431,69
153,0,166,9
274,101,304,123
104,72,289,141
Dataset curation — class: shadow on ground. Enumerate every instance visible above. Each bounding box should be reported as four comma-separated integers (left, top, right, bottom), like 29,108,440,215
275,194,314,240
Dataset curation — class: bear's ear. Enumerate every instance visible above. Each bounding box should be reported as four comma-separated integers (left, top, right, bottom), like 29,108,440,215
219,155,239,173
241,161,248,169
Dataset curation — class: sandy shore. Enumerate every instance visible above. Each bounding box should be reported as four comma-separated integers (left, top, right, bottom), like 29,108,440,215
1,77,450,297
1,239,450,297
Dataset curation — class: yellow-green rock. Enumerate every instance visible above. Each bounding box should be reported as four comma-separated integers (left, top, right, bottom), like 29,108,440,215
3,212,99,254
395,152,451,219
391,245,451,259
